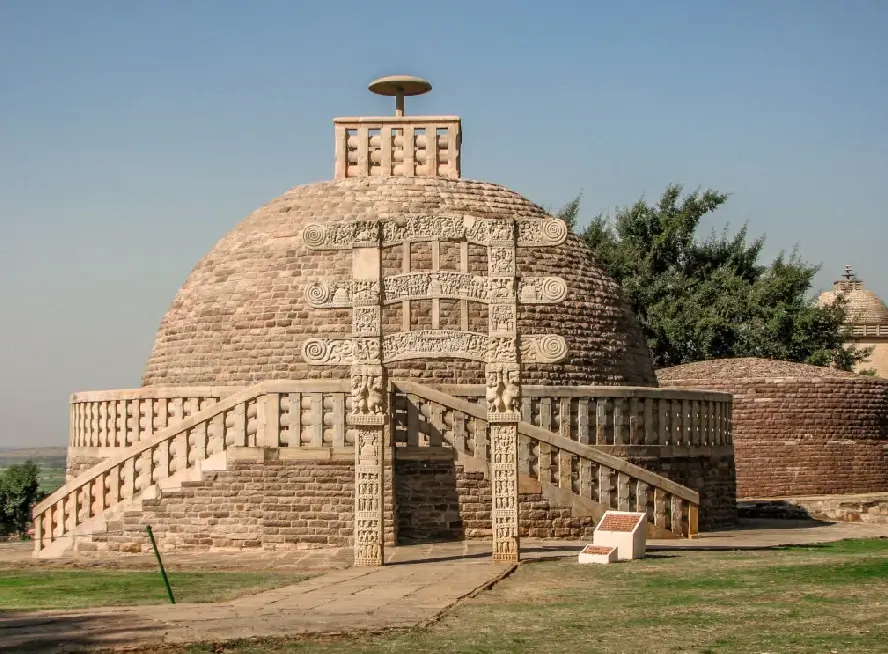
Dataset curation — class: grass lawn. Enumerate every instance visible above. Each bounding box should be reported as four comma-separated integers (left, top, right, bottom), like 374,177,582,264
161,538,888,654
0,569,313,611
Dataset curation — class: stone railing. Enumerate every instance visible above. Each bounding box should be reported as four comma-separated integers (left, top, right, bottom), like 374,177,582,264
393,382,701,537
36,381,351,554
334,116,462,179
431,385,733,449
69,387,234,448
68,382,366,449
847,324,888,338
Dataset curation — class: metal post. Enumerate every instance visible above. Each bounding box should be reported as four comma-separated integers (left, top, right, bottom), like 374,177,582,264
145,525,175,604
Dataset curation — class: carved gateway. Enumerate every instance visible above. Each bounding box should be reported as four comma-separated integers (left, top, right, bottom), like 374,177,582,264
300,212,568,565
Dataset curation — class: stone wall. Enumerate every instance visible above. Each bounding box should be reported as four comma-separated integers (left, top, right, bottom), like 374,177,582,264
95,458,396,553
627,452,737,529
394,452,735,541
394,459,597,542
658,370,888,498
738,494,888,525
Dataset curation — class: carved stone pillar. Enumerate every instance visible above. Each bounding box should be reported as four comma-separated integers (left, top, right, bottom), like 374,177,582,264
486,220,521,562
350,222,386,567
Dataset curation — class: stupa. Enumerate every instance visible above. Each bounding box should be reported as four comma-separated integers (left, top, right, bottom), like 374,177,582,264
818,266,888,378
35,76,737,561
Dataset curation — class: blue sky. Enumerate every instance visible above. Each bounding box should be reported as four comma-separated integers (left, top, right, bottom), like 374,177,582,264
1,1,886,447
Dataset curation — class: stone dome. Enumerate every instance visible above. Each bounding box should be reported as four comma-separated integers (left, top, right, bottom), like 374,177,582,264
656,357,860,382
818,266,888,326
142,176,656,388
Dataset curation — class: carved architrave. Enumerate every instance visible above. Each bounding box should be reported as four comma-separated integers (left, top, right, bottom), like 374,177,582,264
302,338,353,366
383,271,488,304
301,215,568,250
383,330,489,362
303,332,567,366
308,275,565,309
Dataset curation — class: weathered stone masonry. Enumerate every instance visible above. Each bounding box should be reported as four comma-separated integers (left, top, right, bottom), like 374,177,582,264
96,459,396,552
658,358,888,499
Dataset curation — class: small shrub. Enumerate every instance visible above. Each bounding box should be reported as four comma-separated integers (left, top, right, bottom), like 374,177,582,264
0,460,42,539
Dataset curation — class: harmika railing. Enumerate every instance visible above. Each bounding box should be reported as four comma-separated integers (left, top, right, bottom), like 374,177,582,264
393,382,702,537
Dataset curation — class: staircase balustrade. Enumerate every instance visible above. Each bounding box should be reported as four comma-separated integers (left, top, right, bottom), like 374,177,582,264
394,382,706,537
38,380,723,552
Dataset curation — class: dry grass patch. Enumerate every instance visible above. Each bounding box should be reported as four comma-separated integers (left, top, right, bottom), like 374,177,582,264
143,538,888,654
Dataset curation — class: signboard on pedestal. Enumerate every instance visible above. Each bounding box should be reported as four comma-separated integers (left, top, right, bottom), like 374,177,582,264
592,511,647,561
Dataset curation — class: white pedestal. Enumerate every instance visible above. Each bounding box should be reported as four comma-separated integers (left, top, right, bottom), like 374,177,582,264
593,511,647,560
578,544,618,564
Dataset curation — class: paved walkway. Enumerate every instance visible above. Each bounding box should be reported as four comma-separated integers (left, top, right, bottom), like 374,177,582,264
2,520,887,652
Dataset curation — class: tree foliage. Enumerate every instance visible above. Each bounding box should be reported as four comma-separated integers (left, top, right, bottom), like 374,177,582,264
557,184,870,370
0,461,41,539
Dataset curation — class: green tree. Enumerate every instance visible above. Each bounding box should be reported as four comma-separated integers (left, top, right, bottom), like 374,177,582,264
0,461,42,539
560,184,870,370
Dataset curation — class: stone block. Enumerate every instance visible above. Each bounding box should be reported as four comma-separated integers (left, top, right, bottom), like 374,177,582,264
578,544,618,565
593,511,646,561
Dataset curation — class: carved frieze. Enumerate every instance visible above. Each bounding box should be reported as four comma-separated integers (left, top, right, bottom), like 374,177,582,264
349,365,385,424
485,363,521,420
489,304,516,336
383,271,488,303
303,332,567,365
301,215,568,250
308,275,565,308
520,334,569,364
352,306,381,337
490,425,517,464
488,247,516,276
517,277,568,304
384,330,489,362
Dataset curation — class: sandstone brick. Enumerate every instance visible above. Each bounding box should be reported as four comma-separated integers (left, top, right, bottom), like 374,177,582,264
659,358,888,498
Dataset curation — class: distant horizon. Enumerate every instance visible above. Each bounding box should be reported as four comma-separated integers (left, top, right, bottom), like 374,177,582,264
2,0,886,447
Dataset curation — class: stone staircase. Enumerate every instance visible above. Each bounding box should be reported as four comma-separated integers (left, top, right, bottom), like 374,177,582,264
395,382,699,539
34,382,704,557
32,385,267,558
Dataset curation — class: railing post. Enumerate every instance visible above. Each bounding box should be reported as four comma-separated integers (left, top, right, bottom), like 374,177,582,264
34,513,43,553
688,504,699,539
